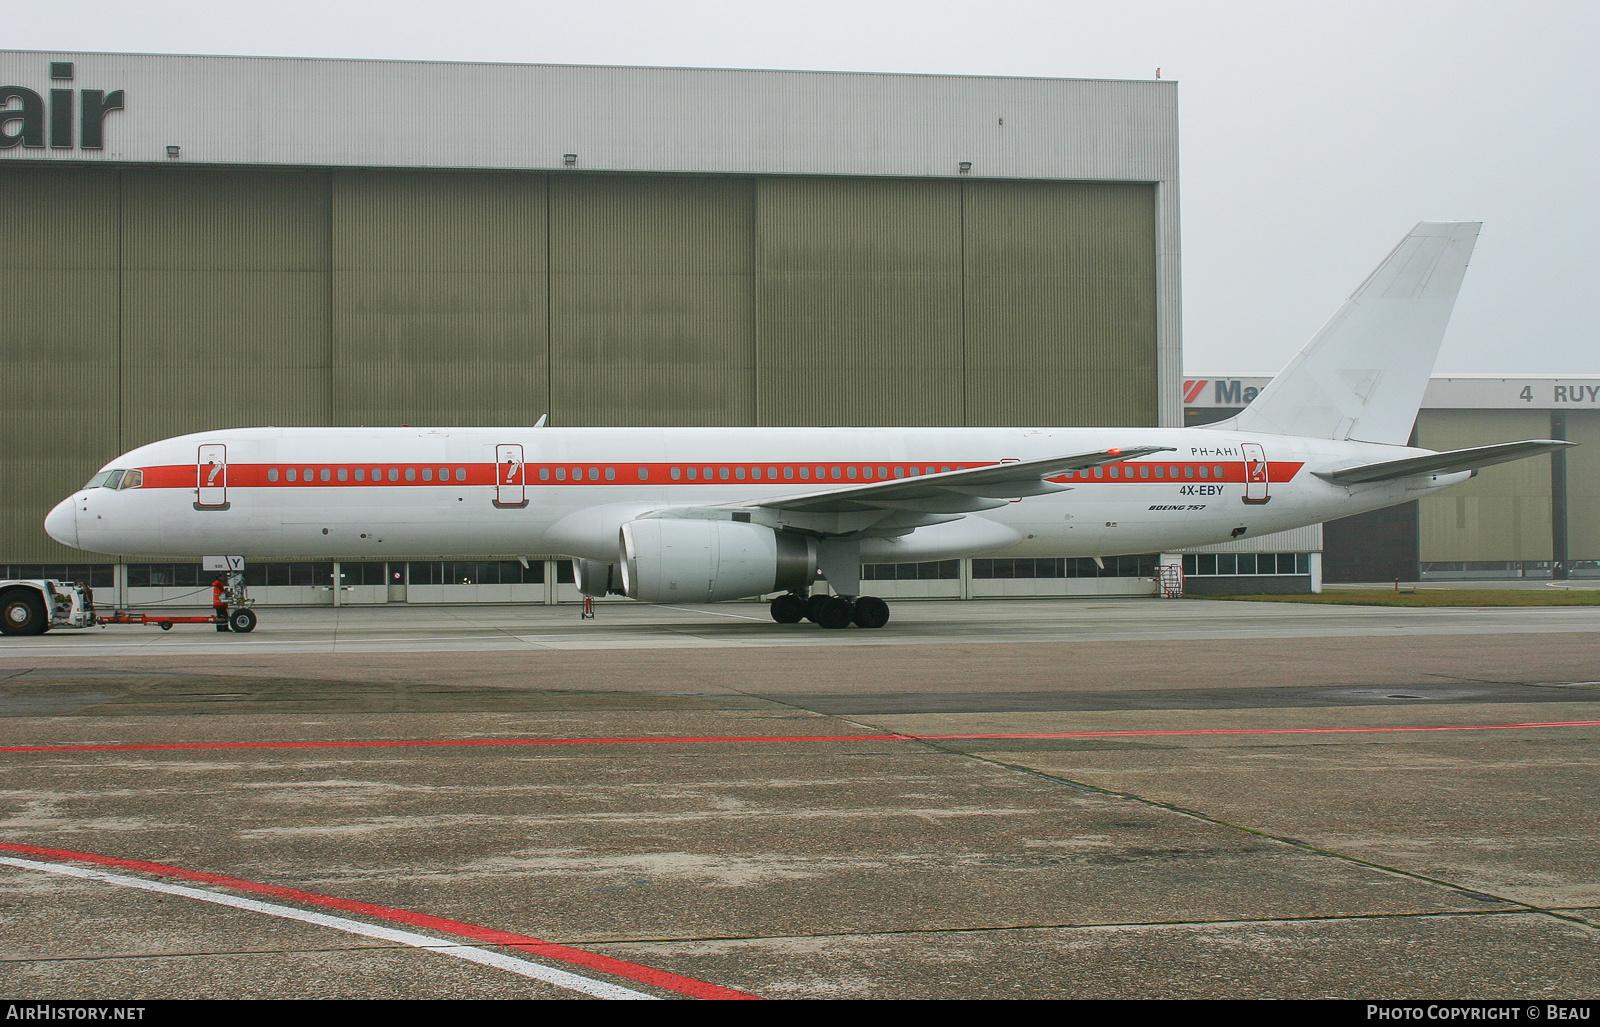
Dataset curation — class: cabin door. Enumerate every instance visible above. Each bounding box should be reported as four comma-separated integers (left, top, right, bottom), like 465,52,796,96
494,444,528,508
1242,443,1270,504
196,444,229,510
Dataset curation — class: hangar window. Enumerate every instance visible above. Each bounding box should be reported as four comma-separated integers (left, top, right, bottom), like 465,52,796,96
735,467,746,480
605,467,615,481
405,468,416,482
556,467,567,481
1184,466,1195,479
268,469,279,482
671,467,681,480
637,467,648,481
455,468,466,481
337,468,348,481
320,468,331,482
286,469,297,482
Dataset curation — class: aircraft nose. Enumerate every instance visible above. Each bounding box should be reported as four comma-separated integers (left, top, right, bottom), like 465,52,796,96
45,497,78,548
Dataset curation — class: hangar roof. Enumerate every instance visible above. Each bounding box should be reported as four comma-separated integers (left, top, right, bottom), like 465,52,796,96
0,50,1177,181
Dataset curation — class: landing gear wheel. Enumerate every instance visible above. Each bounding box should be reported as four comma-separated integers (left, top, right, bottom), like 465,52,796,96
770,593,806,624
158,621,173,631
852,596,890,629
229,608,258,633
0,592,47,636
804,594,831,624
817,596,855,629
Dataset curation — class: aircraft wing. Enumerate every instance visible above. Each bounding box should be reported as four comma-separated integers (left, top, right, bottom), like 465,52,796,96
1313,440,1574,485
711,446,1175,536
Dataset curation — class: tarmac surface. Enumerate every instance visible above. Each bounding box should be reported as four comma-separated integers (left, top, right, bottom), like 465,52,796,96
0,597,1596,999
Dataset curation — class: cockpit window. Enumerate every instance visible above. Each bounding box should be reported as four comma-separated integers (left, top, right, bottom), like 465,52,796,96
84,470,117,489
119,469,143,489
103,470,126,489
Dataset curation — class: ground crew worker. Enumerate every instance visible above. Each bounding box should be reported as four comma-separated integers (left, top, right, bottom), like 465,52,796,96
212,576,229,631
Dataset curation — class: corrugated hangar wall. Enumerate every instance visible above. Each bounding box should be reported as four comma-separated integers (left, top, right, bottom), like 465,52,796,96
1416,410,1554,563
1,165,1159,563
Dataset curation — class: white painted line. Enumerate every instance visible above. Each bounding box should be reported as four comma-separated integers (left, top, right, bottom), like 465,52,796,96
0,855,656,1000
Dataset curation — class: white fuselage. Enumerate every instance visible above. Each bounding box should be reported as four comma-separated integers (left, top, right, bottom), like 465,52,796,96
48,425,1465,564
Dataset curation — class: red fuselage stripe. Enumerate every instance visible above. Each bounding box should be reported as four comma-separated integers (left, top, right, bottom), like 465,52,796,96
128,460,1306,490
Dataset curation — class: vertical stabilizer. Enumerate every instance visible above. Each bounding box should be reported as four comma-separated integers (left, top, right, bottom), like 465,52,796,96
1231,221,1480,445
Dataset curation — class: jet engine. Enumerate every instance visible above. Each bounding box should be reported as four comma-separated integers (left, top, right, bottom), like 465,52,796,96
619,518,817,603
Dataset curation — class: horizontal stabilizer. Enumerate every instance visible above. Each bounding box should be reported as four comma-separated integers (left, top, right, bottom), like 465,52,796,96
1314,440,1573,485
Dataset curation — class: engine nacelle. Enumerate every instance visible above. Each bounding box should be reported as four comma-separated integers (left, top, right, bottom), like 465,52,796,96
619,518,817,603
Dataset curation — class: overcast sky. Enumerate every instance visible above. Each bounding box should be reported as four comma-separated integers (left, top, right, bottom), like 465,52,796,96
11,0,1597,374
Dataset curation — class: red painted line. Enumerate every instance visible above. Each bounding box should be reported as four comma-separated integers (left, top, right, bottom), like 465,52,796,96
0,841,757,1001
3,720,1596,755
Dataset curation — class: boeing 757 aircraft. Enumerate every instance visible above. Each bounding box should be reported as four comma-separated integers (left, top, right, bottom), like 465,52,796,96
42,222,1570,629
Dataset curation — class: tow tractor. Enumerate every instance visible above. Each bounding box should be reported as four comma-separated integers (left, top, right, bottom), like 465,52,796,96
0,572,257,636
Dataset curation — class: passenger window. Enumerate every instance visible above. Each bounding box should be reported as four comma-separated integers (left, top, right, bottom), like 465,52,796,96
1198,466,1208,478
372,467,382,480
1109,467,1119,478
784,467,794,480
337,468,348,481
941,466,951,473
405,468,416,482
768,466,778,478
703,467,713,479
735,467,747,480
637,467,648,481
455,468,466,481
605,467,615,481
1093,467,1103,478
268,469,279,482
287,469,297,482
894,467,904,478
354,468,364,482
671,467,681,480
1169,466,1179,476
878,467,888,478
846,466,857,480
1214,465,1224,477
121,469,143,489
422,468,433,481
320,468,331,482
1154,466,1164,478
1184,466,1195,478
539,467,550,481
799,467,809,480
556,467,567,481
718,467,729,480
388,468,399,482
589,467,599,481
1139,466,1149,479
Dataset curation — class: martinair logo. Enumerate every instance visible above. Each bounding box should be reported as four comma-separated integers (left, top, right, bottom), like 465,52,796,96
1182,379,1261,406
1,62,124,151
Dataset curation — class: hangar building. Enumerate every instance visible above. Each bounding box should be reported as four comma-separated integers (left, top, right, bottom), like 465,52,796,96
1,50,1181,605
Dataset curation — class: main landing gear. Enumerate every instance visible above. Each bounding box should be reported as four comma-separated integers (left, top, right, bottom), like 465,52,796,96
769,592,890,629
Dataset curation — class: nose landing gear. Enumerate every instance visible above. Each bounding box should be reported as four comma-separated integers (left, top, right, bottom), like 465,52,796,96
769,592,891,629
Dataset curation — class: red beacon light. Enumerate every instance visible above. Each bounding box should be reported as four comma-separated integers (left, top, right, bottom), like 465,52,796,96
1106,448,1121,455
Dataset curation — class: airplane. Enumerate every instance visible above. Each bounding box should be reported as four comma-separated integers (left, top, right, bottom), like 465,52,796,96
40,221,1571,631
